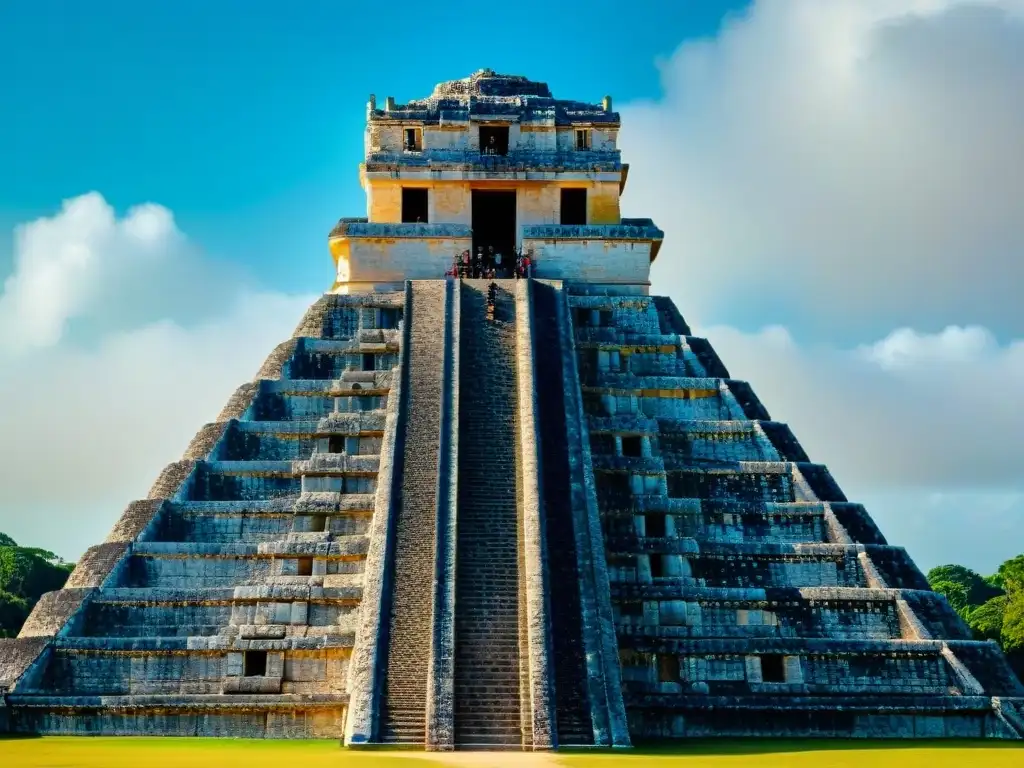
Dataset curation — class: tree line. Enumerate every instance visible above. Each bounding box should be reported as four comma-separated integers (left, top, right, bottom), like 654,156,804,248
927,555,1024,682
0,532,75,637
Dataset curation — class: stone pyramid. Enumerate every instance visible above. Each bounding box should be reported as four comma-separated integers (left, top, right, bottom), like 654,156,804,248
2,71,1022,747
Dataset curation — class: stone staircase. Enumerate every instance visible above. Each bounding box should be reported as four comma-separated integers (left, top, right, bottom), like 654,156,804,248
453,282,524,748
378,282,451,745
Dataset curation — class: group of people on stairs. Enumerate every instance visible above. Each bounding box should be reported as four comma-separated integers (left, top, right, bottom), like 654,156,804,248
446,246,534,279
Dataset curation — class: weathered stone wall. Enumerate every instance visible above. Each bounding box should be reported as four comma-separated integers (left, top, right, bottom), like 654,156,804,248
332,230,471,289
3,289,406,737
524,232,655,289
569,290,1024,740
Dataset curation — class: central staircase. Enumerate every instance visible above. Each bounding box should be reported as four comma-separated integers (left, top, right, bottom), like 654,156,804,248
344,279,626,750
453,282,524,748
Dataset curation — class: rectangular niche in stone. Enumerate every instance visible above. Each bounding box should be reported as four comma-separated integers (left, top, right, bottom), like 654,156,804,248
244,651,268,677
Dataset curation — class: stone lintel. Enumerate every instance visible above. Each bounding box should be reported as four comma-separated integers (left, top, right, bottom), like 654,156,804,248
330,221,472,241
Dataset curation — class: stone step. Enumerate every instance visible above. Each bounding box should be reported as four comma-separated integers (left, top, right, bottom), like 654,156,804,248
454,726,522,738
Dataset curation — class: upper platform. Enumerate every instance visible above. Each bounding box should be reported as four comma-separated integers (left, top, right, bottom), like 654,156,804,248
368,69,619,126
363,69,622,176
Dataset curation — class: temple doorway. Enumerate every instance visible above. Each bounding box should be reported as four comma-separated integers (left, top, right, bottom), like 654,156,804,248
471,190,516,262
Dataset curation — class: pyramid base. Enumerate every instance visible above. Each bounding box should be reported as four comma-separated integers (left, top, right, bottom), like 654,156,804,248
4,695,347,738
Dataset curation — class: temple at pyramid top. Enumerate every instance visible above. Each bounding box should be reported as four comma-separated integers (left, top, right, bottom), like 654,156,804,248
329,69,663,293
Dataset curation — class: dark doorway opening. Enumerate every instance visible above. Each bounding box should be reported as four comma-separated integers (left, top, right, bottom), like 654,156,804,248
645,514,666,538
479,125,509,156
649,554,665,578
658,653,680,683
328,436,345,454
296,557,313,576
471,190,516,261
761,654,786,683
244,650,268,677
561,188,587,225
404,128,421,152
621,435,643,457
401,188,428,223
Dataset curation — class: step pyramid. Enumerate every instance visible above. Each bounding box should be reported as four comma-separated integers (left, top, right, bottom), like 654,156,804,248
2,70,1022,745
1,281,1021,743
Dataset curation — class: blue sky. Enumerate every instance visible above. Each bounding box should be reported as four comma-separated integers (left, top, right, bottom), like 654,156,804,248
0,0,1022,572
0,0,749,295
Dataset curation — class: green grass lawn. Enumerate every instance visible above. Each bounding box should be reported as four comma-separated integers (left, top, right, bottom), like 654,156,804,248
0,737,414,768
0,737,1021,768
560,739,1024,768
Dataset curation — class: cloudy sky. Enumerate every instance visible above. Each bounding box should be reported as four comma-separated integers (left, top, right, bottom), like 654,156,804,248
0,0,1021,573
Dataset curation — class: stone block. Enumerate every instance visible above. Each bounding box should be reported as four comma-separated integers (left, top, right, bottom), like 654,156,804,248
146,460,198,501
223,676,283,694
225,653,244,677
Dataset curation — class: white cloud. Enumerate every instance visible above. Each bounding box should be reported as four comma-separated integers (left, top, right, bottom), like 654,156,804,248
0,192,245,352
702,322,1024,490
625,0,1024,338
701,320,1024,571
0,193,315,558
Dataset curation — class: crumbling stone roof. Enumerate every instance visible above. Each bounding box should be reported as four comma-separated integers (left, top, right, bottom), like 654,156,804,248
371,69,618,126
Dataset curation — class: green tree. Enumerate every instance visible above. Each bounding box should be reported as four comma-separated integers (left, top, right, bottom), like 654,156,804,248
930,579,971,617
967,596,1007,642
998,556,1024,654
0,589,29,638
0,534,74,636
996,556,1024,593
927,564,1004,608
